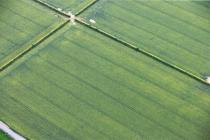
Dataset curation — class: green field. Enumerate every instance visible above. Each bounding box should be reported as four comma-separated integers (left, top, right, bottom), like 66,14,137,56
0,0,210,140
41,0,94,14
0,0,64,69
0,131,11,140
81,0,210,78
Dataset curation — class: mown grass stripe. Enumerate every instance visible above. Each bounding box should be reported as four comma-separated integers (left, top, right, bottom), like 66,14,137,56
7,0,210,85
52,60,181,134
15,78,111,139
0,36,17,46
60,37,210,130
111,1,210,49
164,1,210,22
35,53,187,139
75,18,210,86
62,26,210,103
101,11,210,61
16,61,140,139
65,32,210,94
0,4,46,27
32,0,70,17
0,20,69,73
3,87,79,140
52,44,206,130
20,0,57,13
33,0,99,17
0,34,18,46
63,26,210,98
0,20,32,38
0,19,33,37
28,52,180,138
32,0,204,89
0,92,68,140
0,7,46,30
1,91,77,140
165,1,210,20
0,22,31,46
55,39,210,120
138,1,210,34
25,64,146,139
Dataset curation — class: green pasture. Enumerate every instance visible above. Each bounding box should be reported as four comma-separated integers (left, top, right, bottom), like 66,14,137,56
41,0,95,14
81,0,210,78
1,24,210,140
0,0,210,140
0,0,63,68
0,131,11,140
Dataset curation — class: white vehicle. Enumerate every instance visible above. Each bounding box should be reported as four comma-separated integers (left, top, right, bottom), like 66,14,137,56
89,19,96,24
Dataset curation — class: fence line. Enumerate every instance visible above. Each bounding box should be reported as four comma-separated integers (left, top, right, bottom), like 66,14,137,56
75,0,99,16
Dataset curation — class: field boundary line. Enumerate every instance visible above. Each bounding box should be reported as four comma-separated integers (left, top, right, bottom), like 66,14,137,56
75,0,99,16
26,0,210,86
0,20,69,73
32,0,99,17
75,18,210,86
0,0,99,73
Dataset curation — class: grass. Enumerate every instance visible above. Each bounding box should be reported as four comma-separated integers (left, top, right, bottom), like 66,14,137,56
0,0,210,140
41,0,95,14
0,0,63,68
81,0,210,78
0,131,11,140
0,24,210,140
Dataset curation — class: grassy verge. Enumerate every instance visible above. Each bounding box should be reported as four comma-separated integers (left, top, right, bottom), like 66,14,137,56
0,131,12,140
